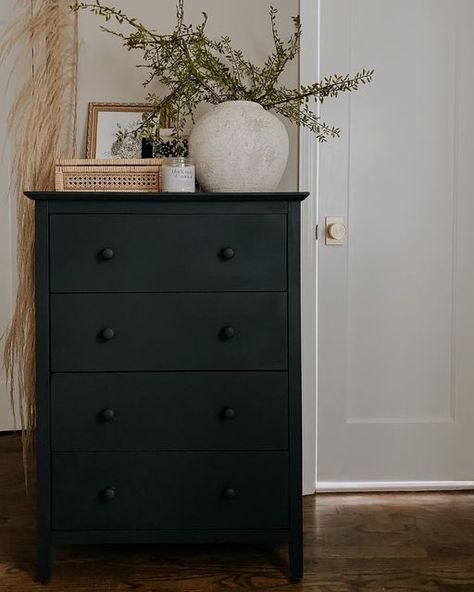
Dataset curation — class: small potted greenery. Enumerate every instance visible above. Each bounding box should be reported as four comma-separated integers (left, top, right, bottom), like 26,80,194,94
72,0,373,191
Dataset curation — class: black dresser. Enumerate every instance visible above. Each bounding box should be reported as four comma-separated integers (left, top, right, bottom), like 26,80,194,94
27,191,309,583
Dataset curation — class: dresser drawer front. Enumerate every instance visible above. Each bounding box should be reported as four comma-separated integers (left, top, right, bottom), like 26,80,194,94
52,452,288,530
49,214,287,292
51,372,288,451
50,293,287,372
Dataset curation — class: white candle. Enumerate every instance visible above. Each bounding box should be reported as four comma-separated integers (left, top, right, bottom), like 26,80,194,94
162,157,195,192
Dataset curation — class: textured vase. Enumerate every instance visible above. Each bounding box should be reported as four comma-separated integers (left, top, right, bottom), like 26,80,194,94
189,101,289,192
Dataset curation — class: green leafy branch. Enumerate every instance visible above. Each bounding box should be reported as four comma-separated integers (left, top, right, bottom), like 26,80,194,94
71,0,374,141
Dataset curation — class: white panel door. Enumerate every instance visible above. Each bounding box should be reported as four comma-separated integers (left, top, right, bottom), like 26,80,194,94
317,0,474,486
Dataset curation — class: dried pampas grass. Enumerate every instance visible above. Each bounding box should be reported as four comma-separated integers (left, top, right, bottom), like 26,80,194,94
1,0,78,487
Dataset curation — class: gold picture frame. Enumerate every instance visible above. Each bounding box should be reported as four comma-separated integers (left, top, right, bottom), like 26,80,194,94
86,102,172,159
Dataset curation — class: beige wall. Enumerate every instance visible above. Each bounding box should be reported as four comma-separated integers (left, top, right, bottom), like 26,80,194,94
76,0,299,190
0,3,19,431
0,0,299,430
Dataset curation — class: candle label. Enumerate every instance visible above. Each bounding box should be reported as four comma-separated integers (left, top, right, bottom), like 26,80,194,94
162,165,195,192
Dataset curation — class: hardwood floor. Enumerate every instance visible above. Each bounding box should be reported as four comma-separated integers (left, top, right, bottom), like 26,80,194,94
1,433,474,591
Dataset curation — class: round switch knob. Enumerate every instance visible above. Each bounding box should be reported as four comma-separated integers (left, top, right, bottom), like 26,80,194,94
222,326,235,339
327,222,347,241
222,408,235,420
223,487,236,500
101,486,116,501
101,248,115,260
101,327,115,341
100,408,115,422
221,247,235,260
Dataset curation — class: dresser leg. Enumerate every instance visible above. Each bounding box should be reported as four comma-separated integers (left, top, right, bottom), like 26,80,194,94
38,538,53,584
289,536,303,581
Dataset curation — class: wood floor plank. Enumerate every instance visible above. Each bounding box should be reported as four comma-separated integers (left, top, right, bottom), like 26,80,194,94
1,434,474,591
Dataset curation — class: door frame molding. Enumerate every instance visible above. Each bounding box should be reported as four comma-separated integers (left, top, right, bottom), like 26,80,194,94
298,0,320,495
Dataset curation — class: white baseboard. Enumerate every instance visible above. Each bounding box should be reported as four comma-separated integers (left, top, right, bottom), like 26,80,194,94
316,481,474,493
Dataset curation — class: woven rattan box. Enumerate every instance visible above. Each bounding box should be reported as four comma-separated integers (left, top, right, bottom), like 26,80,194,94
55,159,162,192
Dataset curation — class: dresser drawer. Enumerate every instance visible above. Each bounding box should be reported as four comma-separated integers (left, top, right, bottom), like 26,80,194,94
52,452,288,531
50,293,287,372
49,214,287,293
51,372,288,451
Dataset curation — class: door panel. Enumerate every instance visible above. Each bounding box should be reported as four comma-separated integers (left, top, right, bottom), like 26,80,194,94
318,0,474,483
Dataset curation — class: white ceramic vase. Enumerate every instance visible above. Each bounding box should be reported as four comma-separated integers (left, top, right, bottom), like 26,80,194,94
189,101,289,192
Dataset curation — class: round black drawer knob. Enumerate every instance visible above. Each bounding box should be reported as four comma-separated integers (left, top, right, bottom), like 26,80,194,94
101,248,115,260
101,327,115,341
222,326,235,339
221,247,235,260
223,487,236,500
101,486,116,501
222,408,235,420
101,408,115,422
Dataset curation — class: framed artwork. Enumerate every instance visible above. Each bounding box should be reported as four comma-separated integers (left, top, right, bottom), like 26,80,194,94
86,102,154,159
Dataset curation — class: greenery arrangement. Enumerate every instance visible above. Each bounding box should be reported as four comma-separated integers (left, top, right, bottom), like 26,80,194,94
72,0,373,142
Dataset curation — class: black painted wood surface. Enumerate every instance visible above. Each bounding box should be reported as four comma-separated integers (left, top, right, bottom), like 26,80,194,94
52,451,289,531
35,201,52,584
26,191,308,202
51,372,288,451
288,200,303,581
29,191,309,583
50,292,288,372
50,214,287,293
